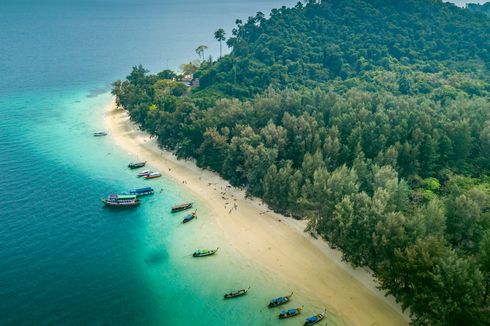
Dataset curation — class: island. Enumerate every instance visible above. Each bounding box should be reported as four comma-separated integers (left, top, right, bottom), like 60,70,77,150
111,0,490,325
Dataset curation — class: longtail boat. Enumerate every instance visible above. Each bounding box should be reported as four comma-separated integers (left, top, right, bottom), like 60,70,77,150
93,131,107,137
279,306,302,319
101,194,140,208
304,309,326,325
171,202,193,213
224,286,250,299
137,170,151,177
144,172,161,179
183,210,197,223
192,248,219,257
125,187,154,197
128,161,146,169
268,292,293,308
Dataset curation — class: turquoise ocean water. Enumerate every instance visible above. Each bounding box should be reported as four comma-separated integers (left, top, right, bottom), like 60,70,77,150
0,1,343,325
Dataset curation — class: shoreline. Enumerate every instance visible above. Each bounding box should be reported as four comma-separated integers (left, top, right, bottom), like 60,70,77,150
105,99,409,326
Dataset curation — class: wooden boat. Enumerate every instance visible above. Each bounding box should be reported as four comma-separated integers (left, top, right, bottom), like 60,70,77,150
125,187,154,197
137,170,151,177
144,172,161,179
101,194,140,208
279,306,302,319
192,248,219,257
183,210,197,223
128,161,146,169
304,309,326,325
268,292,293,307
93,131,107,137
224,286,250,299
171,202,193,213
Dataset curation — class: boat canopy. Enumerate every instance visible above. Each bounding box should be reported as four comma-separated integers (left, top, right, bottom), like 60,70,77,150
109,194,137,200
307,316,318,322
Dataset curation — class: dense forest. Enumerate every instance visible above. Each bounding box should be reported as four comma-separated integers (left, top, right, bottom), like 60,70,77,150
467,2,490,15
194,0,490,98
113,0,490,325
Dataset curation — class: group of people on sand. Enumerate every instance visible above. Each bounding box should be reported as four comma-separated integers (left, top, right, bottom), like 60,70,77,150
167,166,239,213
229,202,238,214
219,187,238,214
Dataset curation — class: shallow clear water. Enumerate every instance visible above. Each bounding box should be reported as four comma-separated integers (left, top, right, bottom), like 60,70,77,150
0,1,343,325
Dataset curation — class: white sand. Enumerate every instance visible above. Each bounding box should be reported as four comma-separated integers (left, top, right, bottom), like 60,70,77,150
105,99,409,326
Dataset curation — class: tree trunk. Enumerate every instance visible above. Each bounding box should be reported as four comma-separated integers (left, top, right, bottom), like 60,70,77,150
484,279,489,305
219,41,222,58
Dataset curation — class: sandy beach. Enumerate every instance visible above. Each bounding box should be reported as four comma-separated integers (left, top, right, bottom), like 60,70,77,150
105,99,409,326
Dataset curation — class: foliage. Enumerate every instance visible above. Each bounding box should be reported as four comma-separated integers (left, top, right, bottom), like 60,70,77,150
467,2,490,16
195,45,208,61
196,0,490,99
180,60,200,76
112,0,490,324
214,28,226,58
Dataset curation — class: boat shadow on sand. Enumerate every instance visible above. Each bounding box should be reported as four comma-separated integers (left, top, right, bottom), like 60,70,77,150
144,250,169,265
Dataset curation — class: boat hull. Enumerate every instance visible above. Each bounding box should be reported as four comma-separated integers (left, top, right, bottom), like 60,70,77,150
192,252,216,257
183,212,196,223
102,200,140,208
268,299,289,308
171,203,193,213
130,191,154,196
268,293,293,307
304,314,324,326
279,314,299,319
128,162,146,169
144,174,161,179
101,195,140,208
192,248,218,257
126,187,154,197
224,290,248,299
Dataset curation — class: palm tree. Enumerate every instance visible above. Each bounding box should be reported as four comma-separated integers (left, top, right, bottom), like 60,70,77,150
214,28,226,58
195,45,208,61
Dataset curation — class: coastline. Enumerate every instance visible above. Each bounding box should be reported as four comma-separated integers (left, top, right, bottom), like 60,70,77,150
105,99,409,326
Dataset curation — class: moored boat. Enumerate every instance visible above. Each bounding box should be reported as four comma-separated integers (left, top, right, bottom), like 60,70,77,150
268,292,293,307
125,187,154,197
128,161,146,169
137,170,151,177
101,194,140,208
192,248,219,257
144,172,161,179
224,286,250,299
304,309,326,325
171,202,193,213
278,306,302,319
183,210,197,223
93,131,107,136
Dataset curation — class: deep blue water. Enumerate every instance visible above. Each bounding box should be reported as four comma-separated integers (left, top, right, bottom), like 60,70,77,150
0,1,334,325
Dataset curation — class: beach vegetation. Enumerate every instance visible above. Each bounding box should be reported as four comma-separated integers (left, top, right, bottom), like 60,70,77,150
214,28,226,58
112,0,490,324
195,45,208,61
